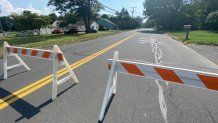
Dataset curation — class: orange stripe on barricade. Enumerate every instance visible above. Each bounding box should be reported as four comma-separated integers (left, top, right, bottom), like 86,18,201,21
197,74,218,91
57,53,63,61
154,67,183,83
31,50,38,56
13,48,18,53
121,63,144,76
42,51,51,59
21,49,27,55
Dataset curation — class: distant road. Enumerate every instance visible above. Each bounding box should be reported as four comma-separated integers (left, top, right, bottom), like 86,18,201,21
0,29,218,123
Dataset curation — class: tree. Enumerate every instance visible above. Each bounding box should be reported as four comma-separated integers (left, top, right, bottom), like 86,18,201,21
143,0,201,30
58,12,77,28
206,10,218,30
48,13,57,24
116,8,131,19
134,16,144,26
12,11,51,35
48,0,102,33
102,14,109,19
194,0,218,29
110,8,140,29
0,16,13,32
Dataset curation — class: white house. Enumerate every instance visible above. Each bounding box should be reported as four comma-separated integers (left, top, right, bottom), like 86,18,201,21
90,21,99,31
64,21,99,32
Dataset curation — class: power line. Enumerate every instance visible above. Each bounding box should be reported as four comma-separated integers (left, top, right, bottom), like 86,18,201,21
99,2,118,13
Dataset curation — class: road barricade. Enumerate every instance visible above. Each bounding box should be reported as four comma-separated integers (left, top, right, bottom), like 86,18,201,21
3,41,79,100
99,51,218,121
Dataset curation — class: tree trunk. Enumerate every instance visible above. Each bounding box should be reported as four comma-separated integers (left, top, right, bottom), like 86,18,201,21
83,0,91,34
35,29,40,35
0,21,5,36
83,16,89,34
87,0,91,33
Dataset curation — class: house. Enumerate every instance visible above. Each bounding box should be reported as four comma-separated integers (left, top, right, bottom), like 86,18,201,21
64,21,99,32
97,18,117,30
18,20,61,36
51,20,62,28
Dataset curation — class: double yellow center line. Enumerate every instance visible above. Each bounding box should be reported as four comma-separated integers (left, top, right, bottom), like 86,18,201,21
0,33,137,110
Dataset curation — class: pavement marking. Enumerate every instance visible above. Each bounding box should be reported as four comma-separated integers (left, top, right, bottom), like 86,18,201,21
0,33,137,110
151,38,168,123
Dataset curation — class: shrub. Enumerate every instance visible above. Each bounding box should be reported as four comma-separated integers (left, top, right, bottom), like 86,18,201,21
206,10,218,30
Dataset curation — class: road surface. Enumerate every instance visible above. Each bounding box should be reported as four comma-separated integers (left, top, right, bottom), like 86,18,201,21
0,29,218,123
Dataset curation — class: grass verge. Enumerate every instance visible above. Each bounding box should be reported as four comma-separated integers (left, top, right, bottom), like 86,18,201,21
165,30,218,45
0,30,122,58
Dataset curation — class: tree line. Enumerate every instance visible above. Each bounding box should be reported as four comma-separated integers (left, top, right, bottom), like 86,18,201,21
48,0,142,30
0,0,143,35
144,0,218,30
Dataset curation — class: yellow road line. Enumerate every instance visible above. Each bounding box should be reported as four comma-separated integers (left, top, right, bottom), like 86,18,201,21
0,33,137,109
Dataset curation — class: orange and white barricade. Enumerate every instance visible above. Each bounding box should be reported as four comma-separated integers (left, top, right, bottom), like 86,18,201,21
3,41,79,100
99,51,218,121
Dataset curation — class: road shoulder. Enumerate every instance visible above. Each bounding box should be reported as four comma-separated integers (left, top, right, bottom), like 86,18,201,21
188,44,218,65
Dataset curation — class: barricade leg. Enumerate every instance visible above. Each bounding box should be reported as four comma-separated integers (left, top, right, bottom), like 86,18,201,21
112,72,117,94
99,51,119,121
3,42,8,79
52,45,79,100
62,56,79,84
3,41,30,79
52,46,58,100
14,54,31,71
55,45,79,84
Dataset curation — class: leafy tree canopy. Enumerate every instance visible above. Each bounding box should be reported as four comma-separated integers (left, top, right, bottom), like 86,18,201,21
48,0,102,33
12,11,51,35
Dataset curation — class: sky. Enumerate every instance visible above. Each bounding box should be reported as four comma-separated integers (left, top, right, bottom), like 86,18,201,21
0,0,145,17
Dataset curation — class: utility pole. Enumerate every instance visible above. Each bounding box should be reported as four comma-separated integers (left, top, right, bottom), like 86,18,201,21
0,8,5,36
130,7,136,18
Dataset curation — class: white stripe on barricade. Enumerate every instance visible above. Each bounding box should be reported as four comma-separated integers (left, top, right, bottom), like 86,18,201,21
3,41,79,100
99,51,218,121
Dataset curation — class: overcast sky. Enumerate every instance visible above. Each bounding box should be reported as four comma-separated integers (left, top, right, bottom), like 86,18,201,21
0,0,145,17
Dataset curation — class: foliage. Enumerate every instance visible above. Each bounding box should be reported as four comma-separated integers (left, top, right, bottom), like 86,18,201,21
48,13,57,24
144,0,218,30
206,10,218,30
101,14,109,19
0,16,13,32
58,13,78,28
109,8,141,29
12,11,51,35
48,0,102,33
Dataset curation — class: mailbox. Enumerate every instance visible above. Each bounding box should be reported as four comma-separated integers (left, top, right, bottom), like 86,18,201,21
184,25,191,31
184,25,191,40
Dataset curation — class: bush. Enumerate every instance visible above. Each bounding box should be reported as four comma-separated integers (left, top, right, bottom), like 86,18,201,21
206,10,218,30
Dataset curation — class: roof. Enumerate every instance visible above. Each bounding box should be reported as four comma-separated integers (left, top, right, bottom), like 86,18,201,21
97,18,117,28
76,21,96,25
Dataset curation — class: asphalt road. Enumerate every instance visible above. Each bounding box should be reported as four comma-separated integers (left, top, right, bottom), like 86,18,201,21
0,29,218,123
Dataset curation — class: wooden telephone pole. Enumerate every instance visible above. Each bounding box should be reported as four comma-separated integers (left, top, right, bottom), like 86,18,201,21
130,7,136,18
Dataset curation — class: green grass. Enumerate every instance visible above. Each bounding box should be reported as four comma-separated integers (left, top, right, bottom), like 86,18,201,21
0,31,122,58
165,30,218,45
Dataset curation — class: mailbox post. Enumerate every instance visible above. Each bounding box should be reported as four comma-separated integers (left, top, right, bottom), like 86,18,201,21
184,25,191,40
